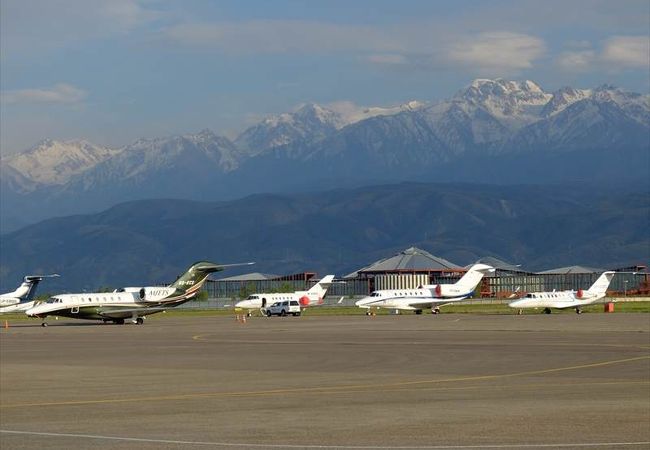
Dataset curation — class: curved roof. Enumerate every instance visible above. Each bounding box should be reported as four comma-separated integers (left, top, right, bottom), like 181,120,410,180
537,265,604,275
216,272,279,281
476,256,527,273
346,247,461,278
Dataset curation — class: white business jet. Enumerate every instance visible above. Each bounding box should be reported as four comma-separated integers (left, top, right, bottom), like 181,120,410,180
235,275,335,315
509,271,616,314
0,274,60,313
355,263,494,314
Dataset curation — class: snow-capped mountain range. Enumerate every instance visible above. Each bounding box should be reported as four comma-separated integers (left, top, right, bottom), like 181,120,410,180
1,78,648,231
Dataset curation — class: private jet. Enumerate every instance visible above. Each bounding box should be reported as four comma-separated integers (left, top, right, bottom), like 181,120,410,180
509,271,616,314
26,261,251,325
235,275,335,315
355,263,494,314
0,274,60,313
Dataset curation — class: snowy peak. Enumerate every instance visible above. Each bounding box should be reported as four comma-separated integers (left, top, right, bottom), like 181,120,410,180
591,84,644,106
255,103,342,130
458,78,552,111
463,79,547,100
235,100,429,156
446,78,552,130
328,100,427,126
542,86,592,116
2,139,120,186
541,84,650,124
235,103,345,154
114,129,240,176
293,103,346,129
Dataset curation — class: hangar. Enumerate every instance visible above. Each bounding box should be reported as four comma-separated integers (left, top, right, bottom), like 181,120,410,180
343,247,465,292
201,246,647,300
205,272,317,299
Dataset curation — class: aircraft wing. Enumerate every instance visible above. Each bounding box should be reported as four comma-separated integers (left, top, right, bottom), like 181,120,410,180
97,306,168,318
406,299,455,309
547,300,599,309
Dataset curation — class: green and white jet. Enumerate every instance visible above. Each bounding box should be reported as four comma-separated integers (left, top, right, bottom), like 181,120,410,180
26,261,251,326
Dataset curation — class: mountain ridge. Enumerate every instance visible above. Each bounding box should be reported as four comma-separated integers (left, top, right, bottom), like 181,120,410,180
1,78,648,232
0,181,647,292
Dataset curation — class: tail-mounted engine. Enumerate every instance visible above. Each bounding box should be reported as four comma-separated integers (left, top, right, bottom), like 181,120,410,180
138,287,176,302
430,284,465,298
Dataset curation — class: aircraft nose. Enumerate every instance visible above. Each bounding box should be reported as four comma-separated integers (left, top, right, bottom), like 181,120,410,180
508,299,524,308
355,298,370,306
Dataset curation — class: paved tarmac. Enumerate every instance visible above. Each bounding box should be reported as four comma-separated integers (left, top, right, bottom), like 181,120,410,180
1,313,649,449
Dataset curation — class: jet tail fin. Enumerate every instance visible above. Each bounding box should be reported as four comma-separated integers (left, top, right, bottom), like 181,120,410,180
307,275,335,297
454,264,495,293
586,271,615,296
169,261,225,295
11,274,60,302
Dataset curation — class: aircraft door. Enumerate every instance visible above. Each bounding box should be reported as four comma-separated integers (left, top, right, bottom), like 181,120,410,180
70,296,79,314
262,298,266,307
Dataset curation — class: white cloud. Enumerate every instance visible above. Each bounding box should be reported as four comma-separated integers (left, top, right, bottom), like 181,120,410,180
557,50,597,71
1,0,163,58
447,32,546,74
2,83,87,104
100,0,162,32
163,20,552,77
601,36,650,68
554,35,649,72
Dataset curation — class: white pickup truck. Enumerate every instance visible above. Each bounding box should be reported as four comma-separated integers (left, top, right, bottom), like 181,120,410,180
263,300,301,317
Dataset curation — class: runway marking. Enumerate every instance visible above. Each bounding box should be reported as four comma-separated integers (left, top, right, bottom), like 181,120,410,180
190,334,650,350
1,430,649,448
1,355,647,409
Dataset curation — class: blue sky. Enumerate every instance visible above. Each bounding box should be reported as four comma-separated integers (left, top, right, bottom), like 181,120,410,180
1,0,648,154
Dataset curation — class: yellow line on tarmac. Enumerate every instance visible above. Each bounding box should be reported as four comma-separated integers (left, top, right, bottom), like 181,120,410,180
191,334,650,350
1,355,648,409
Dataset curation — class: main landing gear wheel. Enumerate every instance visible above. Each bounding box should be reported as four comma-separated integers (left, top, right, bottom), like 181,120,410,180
543,308,552,314
41,322,48,327
575,308,582,314
136,317,144,325
432,307,440,315
415,309,422,315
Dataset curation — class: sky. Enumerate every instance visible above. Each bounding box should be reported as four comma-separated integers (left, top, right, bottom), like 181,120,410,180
1,0,649,155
